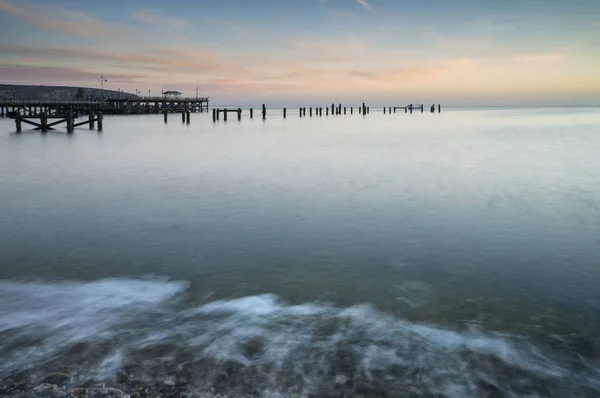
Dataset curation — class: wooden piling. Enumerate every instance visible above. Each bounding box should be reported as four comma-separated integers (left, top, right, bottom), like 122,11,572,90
438,104,441,113
384,107,386,114
15,117,22,133
250,108,254,119
224,110,228,122
389,107,391,114
212,109,216,122
238,108,242,121
351,107,353,115
283,108,287,118
299,108,302,117
67,113,74,133
421,105,423,113
40,113,48,132
216,109,220,121
182,111,185,123
331,103,334,115
164,111,168,123
262,104,266,120
97,112,103,131
319,107,323,116
186,111,190,124
309,107,312,117
326,108,329,116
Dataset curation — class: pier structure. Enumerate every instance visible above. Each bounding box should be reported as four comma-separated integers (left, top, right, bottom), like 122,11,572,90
0,97,209,117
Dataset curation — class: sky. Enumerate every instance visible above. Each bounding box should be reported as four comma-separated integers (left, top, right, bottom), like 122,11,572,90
1,0,599,106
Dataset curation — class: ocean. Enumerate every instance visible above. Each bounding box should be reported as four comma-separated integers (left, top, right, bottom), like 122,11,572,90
1,107,599,397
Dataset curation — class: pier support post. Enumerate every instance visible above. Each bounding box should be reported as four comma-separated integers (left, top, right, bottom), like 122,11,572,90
97,112,103,131
212,109,216,122
164,111,168,123
250,108,253,119
351,107,353,115
224,110,228,122
438,104,441,113
15,117,22,133
41,113,48,133
331,103,335,115
216,109,220,121
299,108,302,118
344,107,346,115
67,113,74,133
326,108,329,116
283,108,287,119
384,107,386,114
389,107,391,114
262,104,266,120
421,105,423,113
237,108,242,121
182,111,185,123
186,111,190,124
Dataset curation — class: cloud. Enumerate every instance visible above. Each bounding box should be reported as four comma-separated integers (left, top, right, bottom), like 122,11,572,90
511,52,565,63
0,64,145,84
0,0,136,38
355,0,372,12
133,9,190,28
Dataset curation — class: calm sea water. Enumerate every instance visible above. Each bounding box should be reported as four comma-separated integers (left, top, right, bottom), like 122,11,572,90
1,108,599,396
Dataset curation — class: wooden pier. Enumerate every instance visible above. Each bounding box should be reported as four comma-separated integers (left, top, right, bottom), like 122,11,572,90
0,96,209,118
2,99,442,132
11,111,103,133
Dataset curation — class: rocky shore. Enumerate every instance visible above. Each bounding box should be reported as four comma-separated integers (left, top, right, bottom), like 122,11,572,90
0,373,305,398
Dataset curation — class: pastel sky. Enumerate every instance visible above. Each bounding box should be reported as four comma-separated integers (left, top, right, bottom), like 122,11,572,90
1,0,599,105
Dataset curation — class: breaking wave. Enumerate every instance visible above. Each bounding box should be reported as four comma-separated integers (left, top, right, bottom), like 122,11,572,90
1,278,599,397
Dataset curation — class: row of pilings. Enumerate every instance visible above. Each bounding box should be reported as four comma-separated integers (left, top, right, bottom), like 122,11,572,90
211,103,372,122
209,103,442,122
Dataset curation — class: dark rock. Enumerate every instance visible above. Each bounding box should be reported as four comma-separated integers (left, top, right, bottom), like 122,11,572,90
72,388,88,396
43,374,72,386
13,382,28,391
215,372,228,384
477,380,505,398
129,393,140,398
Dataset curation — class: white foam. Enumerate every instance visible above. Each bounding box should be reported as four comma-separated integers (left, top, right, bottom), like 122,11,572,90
0,278,596,396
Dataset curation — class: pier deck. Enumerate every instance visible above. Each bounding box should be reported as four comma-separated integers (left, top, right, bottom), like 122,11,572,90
0,97,209,117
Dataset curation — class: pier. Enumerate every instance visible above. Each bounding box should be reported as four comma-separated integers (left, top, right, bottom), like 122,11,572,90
0,97,209,118
11,111,103,133
2,99,442,132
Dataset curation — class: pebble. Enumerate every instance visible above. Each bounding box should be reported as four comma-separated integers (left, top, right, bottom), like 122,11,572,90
104,388,124,397
13,382,27,391
43,373,72,386
163,380,176,387
31,384,57,397
53,389,70,398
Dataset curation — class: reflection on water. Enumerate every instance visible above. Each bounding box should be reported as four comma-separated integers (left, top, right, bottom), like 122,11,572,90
1,108,600,395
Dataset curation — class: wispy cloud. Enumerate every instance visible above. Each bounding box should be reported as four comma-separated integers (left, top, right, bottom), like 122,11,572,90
133,9,190,28
355,0,372,12
0,0,136,38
